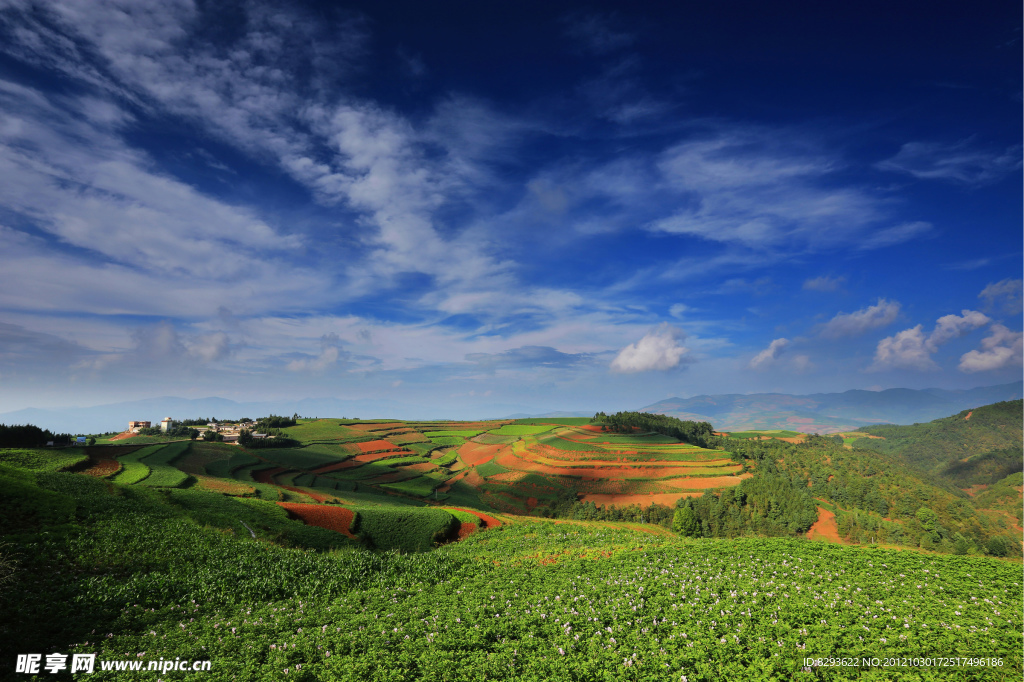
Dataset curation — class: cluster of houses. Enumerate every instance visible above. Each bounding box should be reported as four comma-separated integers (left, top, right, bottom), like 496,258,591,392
127,419,269,444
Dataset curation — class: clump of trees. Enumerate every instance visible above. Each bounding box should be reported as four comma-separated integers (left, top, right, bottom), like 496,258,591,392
592,411,715,447
257,414,298,429
0,424,73,448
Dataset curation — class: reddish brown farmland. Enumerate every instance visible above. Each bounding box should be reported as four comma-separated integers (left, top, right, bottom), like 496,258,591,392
278,503,356,538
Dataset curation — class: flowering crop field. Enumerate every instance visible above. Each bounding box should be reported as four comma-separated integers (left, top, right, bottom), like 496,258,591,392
20,518,1019,682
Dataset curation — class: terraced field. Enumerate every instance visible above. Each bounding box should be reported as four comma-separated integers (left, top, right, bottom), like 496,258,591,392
20,418,745,543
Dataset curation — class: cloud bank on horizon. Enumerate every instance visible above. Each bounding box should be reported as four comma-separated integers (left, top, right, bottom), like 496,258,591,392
0,1,1019,415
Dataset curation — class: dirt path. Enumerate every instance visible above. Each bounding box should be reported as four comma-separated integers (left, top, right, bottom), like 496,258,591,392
806,506,843,543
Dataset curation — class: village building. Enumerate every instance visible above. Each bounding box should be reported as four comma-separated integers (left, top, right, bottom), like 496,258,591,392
128,421,151,433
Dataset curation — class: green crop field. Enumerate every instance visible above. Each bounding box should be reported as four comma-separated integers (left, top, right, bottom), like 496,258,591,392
536,435,603,451
0,448,87,472
475,458,510,478
423,429,485,438
109,444,169,485
138,442,193,488
433,448,460,466
204,450,258,478
512,417,595,425
492,424,559,435
427,435,464,447
349,506,457,551
280,420,366,443
256,444,351,469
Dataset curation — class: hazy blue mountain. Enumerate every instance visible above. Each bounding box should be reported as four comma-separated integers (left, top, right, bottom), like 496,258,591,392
2,382,1019,435
640,381,1023,433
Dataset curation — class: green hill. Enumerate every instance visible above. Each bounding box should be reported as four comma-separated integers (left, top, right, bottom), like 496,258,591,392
854,399,1023,483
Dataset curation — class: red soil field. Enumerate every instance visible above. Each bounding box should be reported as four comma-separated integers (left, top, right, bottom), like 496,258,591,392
81,458,120,477
496,446,737,483
456,521,478,540
403,462,438,473
806,506,843,543
578,492,702,507
253,466,288,484
463,468,486,487
448,506,501,528
109,431,137,441
458,441,504,466
355,439,399,452
278,503,356,538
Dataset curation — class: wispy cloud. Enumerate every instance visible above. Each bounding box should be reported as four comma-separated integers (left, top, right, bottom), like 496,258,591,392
646,130,923,254
466,346,591,371
802,275,846,292
748,338,788,370
856,221,932,250
979,279,1023,315
820,299,901,338
877,139,1022,185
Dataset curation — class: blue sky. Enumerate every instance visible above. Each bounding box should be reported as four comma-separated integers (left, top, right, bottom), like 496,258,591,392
0,0,1020,416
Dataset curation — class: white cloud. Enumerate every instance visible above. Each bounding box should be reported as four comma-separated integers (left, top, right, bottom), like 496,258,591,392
869,310,990,371
748,338,789,370
979,279,1023,315
959,325,1023,372
877,140,1022,185
820,299,901,338
610,324,689,373
869,325,934,371
802,275,845,292
929,310,990,347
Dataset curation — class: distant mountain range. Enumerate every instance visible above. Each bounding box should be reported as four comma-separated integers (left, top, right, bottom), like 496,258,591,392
1,381,1020,435
639,381,1023,433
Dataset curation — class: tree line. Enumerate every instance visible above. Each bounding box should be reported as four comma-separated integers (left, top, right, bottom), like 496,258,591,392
0,424,74,448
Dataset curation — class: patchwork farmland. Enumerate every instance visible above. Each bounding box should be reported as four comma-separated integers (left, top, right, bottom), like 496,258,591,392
161,417,752,516
2,403,1021,681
